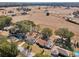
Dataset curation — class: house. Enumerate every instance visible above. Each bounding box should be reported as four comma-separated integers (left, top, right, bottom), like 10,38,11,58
7,13,16,16
65,17,79,25
8,36,19,43
4,26,14,31
17,46,33,57
17,7,31,11
36,39,47,48
0,8,5,10
9,33,26,40
51,46,73,57
25,36,36,45
44,40,53,49
64,14,74,20
0,30,9,36
36,39,53,49
51,46,59,57
20,11,27,15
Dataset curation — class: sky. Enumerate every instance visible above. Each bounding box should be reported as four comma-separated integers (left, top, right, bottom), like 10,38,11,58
0,0,79,2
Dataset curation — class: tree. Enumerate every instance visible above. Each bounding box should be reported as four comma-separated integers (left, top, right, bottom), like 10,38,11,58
76,42,79,48
34,24,41,32
15,20,36,33
0,36,19,57
55,28,74,39
46,12,50,16
0,16,12,29
55,28,74,51
41,28,52,40
38,7,40,10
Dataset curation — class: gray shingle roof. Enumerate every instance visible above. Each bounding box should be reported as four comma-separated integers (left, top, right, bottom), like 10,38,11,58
25,36,36,45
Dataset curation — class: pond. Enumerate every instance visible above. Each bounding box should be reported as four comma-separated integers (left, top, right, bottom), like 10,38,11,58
74,51,79,57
